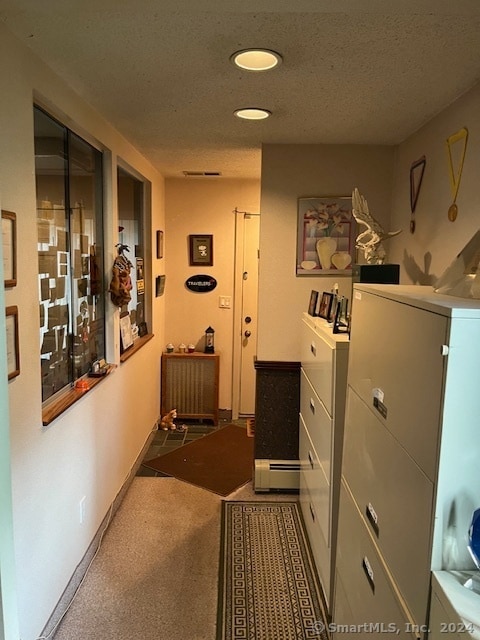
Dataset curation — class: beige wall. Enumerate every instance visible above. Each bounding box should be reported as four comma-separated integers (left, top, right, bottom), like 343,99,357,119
258,144,395,361
164,178,260,409
389,82,480,281
0,24,165,640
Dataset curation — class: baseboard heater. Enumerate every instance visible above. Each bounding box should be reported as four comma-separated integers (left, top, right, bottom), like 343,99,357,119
254,459,300,492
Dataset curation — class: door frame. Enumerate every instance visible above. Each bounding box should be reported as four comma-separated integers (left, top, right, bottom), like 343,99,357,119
231,209,260,420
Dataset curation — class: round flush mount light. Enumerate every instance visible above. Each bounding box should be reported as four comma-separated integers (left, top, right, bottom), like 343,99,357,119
230,49,282,71
234,108,271,120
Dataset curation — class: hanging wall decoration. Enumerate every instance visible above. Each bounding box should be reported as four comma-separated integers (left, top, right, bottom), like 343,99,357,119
446,127,469,222
409,156,426,234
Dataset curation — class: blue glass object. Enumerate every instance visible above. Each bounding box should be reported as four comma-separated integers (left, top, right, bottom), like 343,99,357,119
467,508,480,569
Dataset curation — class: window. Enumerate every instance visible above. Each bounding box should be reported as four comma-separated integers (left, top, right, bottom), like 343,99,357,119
34,106,105,402
117,166,149,351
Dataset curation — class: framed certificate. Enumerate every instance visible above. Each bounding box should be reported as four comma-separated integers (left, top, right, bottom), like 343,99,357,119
2,210,16,287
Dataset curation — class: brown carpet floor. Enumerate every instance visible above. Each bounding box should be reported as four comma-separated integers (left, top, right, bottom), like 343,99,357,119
143,424,254,496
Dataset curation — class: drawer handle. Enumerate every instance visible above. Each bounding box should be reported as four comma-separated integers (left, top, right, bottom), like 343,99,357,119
309,503,316,522
310,342,316,357
309,398,315,414
366,502,380,537
308,451,314,469
362,556,375,593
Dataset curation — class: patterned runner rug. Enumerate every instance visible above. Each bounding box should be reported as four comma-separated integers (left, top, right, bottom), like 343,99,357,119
217,501,328,640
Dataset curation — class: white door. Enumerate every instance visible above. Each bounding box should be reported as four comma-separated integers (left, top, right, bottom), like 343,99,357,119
233,211,260,417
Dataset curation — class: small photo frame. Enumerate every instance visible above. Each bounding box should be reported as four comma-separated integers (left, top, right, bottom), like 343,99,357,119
120,313,134,352
156,275,166,297
333,297,350,334
2,210,17,287
156,230,164,259
6,306,20,380
189,234,213,266
308,290,319,316
318,292,334,320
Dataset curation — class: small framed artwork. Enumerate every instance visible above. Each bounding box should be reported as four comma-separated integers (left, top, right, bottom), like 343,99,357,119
189,234,213,266
156,275,166,297
2,210,17,287
296,196,356,276
318,292,334,320
120,313,134,352
156,230,164,259
6,306,20,380
308,290,319,316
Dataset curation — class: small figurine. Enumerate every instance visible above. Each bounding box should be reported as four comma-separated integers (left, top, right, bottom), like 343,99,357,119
160,408,177,431
352,188,401,264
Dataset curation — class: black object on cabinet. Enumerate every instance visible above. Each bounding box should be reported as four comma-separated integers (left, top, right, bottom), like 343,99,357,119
351,263,400,286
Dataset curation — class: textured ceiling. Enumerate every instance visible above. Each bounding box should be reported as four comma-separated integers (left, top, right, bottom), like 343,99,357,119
2,1,480,179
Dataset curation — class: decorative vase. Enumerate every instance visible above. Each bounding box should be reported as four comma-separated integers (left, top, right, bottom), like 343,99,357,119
331,251,352,271
316,237,337,269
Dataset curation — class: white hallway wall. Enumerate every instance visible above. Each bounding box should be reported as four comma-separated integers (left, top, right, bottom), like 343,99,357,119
0,24,165,640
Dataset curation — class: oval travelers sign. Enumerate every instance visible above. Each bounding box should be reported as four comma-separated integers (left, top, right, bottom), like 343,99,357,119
185,275,217,293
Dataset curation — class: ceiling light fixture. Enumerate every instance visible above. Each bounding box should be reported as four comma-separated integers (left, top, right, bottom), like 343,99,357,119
234,108,271,121
230,48,282,71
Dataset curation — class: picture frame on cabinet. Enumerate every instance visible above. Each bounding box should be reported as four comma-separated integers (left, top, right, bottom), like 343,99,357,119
189,234,213,266
2,210,17,287
308,290,319,316
296,196,356,276
318,291,334,319
333,297,350,334
6,306,20,379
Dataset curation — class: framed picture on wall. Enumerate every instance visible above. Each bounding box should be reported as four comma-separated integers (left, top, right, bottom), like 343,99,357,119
296,196,356,276
2,210,17,287
156,230,164,259
6,306,20,379
189,234,213,266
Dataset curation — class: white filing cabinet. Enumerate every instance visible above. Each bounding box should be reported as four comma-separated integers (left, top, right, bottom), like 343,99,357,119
299,312,349,614
333,284,480,639
429,572,480,640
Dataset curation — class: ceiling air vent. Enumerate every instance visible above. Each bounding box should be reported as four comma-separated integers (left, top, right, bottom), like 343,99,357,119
183,171,222,177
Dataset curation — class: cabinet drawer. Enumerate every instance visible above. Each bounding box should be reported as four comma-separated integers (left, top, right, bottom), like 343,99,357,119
348,289,447,479
334,481,420,639
301,320,334,414
342,388,433,626
299,415,330,545
300,370,333,480
299,471,331,611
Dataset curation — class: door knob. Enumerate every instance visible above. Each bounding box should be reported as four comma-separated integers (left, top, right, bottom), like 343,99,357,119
244,330,252,338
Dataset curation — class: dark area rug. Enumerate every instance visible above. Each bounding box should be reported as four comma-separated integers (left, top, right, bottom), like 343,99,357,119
143,424,254,496
217,501,328,640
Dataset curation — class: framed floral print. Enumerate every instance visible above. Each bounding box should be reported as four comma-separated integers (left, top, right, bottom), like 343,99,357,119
296,196,356,275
